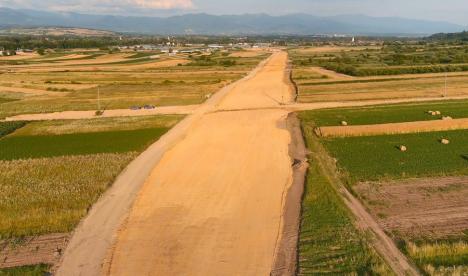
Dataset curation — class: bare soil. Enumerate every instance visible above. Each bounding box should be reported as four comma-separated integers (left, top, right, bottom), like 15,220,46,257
4,105,199,121
318,118,468,137
104,52,295,276
355,176,468,240
0,233,69,269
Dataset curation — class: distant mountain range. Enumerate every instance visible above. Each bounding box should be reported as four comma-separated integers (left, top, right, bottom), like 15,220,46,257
0,7,465,36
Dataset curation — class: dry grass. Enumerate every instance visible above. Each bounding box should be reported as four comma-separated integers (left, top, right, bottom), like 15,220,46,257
14,115,183,136
0,51,266,118
407,241,468,274
0,153,137,238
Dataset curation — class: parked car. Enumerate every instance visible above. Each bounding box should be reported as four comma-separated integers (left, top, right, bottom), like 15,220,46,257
143,105,156,109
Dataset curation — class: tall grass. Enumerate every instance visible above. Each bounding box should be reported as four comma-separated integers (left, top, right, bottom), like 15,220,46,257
407,241,468,268
0,153,137,238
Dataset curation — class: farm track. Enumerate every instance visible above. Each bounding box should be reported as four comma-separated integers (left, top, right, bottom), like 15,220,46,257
318,118,468,137
50,51,421,275
4,105,200,121
6,95,468,122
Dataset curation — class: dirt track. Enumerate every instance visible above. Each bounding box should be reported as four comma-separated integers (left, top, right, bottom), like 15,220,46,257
4,105,200,121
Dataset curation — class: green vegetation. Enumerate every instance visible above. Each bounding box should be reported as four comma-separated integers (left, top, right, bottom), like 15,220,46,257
0,264,49,276
298,117,392,275
322,130,468,182
300,100,468,126
0,121,27,138
290,44,468,76
0,127,169,160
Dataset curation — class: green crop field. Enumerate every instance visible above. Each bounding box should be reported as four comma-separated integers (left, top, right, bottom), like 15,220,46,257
0,121,27,138
0,264,49,276
0,127,169,160
300,100,468,126
298,116,392,275
321,130,468,182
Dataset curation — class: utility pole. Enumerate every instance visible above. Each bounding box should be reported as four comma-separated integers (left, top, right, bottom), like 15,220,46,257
444,72,447,97
97,86,101,111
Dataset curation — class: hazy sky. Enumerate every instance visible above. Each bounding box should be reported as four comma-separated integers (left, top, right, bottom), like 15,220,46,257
1,0,467,25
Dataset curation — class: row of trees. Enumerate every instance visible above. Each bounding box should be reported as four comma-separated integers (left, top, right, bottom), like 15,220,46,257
322,63,468,76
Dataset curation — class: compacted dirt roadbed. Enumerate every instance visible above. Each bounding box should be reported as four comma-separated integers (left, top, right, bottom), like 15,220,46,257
56,52,419,276
104,52,295,276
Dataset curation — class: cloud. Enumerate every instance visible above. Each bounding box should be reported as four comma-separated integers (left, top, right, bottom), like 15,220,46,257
0,0,194,14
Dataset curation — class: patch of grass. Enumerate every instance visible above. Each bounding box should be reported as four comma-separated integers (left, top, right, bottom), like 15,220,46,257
407,241,468,273
321,130,468,182
0,121,27,138
0,127,169,160
0,153,136,238
301,100,468,126
0,264,49,276
298,118,393,275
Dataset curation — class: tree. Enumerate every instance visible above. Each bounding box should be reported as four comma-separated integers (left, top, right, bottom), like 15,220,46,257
37,48,45,55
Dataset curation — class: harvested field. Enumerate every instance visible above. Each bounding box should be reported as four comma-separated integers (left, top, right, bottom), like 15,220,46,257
0,153,137,238
0,51,266,119
318,118,468,137
355,176,468,240
229,51,268,58
294,46,382,54
13,115,182,136
307,66,355,80
298,99,468,126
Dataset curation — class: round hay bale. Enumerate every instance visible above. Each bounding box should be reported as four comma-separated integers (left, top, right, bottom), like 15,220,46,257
399,145,407,152
341,121,348,126
442,116,453,120
435,111,441,115
430,111,437,116
441,139,450,145
427,110,434,114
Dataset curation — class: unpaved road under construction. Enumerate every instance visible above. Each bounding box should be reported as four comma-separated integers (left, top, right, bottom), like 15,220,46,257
56,51,417,276
105,52,294,276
